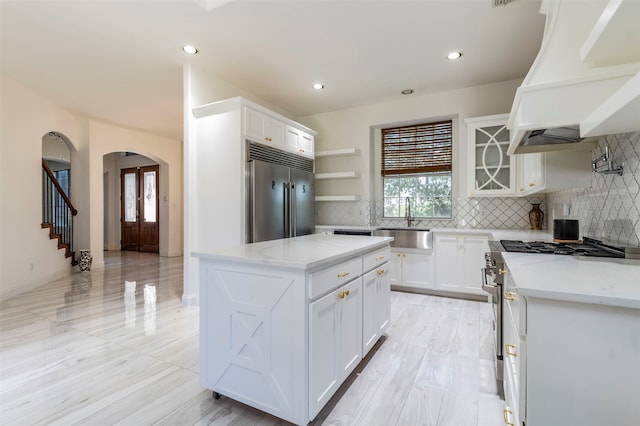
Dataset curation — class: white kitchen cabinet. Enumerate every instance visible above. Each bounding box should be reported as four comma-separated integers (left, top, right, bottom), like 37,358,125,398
244,106,285,149
515,150,592,195
389,249,434,290
362,263,390,354
434,234,489,295
285,125,314,159
502,267,640,426
502,273,524,426
190,97,317,255
466,114,516,197
309,277,362,417
196,237,392,425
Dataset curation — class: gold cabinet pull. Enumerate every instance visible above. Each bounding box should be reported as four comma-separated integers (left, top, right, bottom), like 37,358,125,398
503,408,514,426
529,182,535,187
503,291,516,301
376,269,385,276
498,268,508,275
337,272,349,278
344,289,350,296
299,148,304,152
375,255,384,260
337,291,345,299
505,343,517,357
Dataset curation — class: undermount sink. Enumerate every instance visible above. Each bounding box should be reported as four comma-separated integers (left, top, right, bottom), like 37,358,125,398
373,227,433,250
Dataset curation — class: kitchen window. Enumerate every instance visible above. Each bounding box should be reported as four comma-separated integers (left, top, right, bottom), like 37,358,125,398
381,120,452,218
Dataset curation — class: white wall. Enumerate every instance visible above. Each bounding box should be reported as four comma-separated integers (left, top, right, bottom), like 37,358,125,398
0,73,183,302
182,63,285,305
299,79,523,201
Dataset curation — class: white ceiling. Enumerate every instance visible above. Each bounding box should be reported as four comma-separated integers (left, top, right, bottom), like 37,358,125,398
0,0,545,141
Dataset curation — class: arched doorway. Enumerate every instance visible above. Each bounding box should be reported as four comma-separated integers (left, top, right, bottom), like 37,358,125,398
42,132,71,194
41,131,76,261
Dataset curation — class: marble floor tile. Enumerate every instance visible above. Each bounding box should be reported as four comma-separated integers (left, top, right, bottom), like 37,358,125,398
0,251,503,425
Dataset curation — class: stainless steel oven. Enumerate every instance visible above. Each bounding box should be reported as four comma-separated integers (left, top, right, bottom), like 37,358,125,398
482,248,505,399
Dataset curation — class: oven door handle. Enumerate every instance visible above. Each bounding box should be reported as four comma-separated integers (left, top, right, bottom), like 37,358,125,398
481,268,498,297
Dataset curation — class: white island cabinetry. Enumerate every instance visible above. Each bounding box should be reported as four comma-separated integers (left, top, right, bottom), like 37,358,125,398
196,234,392,425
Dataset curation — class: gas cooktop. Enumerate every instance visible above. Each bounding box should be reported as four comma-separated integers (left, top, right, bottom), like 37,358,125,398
499,237,626,259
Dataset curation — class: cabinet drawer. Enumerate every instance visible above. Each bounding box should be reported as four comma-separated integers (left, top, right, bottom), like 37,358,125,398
309,257,362,300
363,247,391,273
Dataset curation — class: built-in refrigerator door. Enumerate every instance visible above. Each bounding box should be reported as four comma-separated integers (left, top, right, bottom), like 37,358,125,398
250,160,290,243
290,168,315,237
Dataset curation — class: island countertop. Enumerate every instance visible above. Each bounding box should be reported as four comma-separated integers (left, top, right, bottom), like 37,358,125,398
503,252,640,309
192,233,394,271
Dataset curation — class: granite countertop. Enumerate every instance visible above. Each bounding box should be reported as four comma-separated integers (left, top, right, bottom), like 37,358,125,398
503,252,640,309
193,233,393,271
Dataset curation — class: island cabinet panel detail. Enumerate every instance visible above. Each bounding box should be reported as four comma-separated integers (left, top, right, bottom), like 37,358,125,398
309,277,363,418
196,236,393,425
199,264,307,423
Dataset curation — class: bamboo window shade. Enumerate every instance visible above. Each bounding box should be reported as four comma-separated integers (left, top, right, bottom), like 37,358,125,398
381,120,452,176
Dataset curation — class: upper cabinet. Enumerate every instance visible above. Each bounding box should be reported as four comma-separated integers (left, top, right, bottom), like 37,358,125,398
516,150,592,196
466,114,516,197
507,0,640,155
244,106,286,150
285,125,314,159
467,113,592,197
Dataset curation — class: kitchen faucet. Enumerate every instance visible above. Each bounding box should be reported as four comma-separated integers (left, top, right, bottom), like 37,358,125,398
405,197,415,227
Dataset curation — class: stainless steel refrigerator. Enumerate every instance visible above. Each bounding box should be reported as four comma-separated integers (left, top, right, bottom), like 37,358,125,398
247,159,315,243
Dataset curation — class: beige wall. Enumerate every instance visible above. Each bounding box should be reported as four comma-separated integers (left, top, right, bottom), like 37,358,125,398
0,74,183,302
299,79,523,201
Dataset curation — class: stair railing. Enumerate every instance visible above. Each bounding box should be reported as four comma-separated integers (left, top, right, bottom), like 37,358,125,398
42,159,77,259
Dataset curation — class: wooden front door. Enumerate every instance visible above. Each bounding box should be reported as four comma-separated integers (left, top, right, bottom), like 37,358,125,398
121,166,159,253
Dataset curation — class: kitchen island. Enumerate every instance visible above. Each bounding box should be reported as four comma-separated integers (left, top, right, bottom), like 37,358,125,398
193,233,394,425
501,253,640,426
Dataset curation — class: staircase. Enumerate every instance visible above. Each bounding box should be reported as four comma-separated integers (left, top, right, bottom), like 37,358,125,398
42,159,78,265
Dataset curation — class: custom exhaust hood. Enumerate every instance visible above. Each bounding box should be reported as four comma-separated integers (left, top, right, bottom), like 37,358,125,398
507,0,640,155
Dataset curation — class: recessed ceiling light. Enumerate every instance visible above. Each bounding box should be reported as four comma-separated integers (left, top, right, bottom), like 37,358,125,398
183,45,199,54
313,83,324,90
401,89,414,95
447,51,462,60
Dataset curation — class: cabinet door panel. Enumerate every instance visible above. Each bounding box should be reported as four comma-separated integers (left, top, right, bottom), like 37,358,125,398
339,279,362,379
435,236,464,290
244,107,265,142
461,236,489,294
375,265,391,334
362,270,378,354
265,118,284,147
466,114,514,196
403,252,433,289
389,252,402,286
309,291,339,416
300,132,314,156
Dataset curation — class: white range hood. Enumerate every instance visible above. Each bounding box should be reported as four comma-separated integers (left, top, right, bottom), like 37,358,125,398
507,0,640,155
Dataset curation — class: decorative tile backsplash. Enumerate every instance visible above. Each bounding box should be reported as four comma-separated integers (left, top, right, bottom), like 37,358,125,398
316,196,546,230
317,131,640,245
547,132,640,247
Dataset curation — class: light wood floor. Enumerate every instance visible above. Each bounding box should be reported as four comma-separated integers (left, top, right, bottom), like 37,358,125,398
0,251,503,425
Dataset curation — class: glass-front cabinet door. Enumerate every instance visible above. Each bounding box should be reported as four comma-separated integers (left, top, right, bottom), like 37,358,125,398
466,114,515,197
